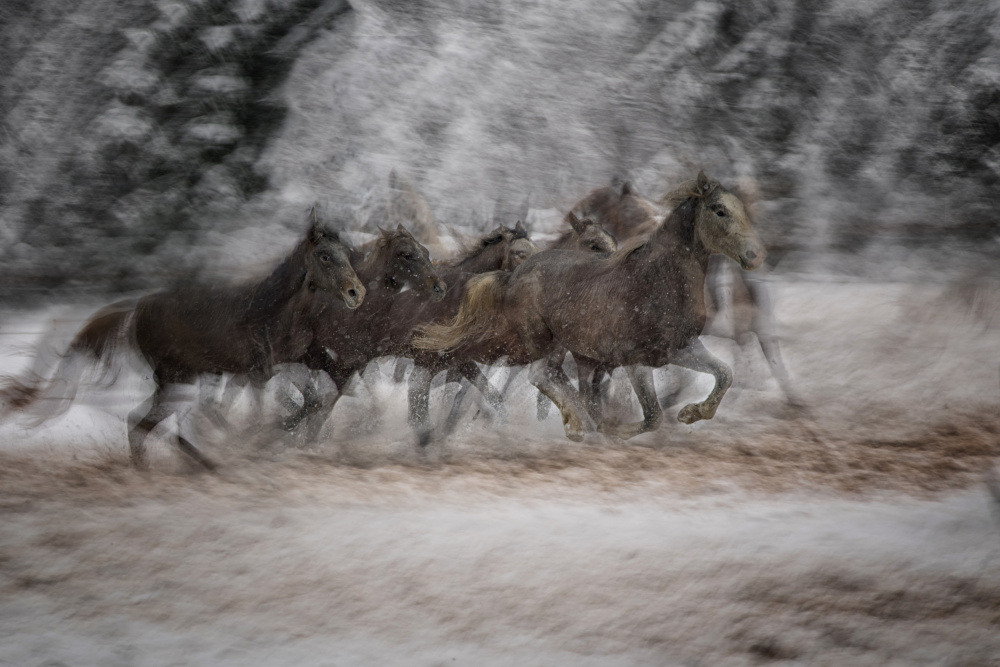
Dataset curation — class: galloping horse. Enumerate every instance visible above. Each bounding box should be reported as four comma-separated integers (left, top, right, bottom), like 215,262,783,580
1,214,365,468
415,171,766,441
497,211,618,413
279,224,447,440
553,178,800,423
392,222,541,443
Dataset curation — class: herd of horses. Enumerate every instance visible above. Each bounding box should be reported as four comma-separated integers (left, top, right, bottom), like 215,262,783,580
0,171,800,470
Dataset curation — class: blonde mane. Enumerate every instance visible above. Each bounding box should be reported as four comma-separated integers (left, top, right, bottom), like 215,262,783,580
658,179,708,211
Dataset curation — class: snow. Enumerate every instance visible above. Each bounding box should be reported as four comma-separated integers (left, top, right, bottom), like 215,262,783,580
1,280,999,664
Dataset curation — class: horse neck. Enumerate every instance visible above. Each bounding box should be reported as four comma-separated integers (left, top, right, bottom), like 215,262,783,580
452,243,505,272
357,245,395,289
615,199,710,287
655,198,708,257
548,229,577,250
246,238,311,321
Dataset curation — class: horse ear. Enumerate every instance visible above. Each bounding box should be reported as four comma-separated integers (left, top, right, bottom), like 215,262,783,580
396,223,412,237
621,181,633,196
308,206,324,242
567,211,586,234
696,170,712,194
514,220,527,235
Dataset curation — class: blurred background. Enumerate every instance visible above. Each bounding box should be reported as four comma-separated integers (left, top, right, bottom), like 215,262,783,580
3,4,1000,664
2,0,999,297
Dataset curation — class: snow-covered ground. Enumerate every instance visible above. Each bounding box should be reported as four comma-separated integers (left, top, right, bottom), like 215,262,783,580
1,279,999,665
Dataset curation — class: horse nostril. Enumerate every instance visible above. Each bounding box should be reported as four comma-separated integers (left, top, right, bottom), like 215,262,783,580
348,288,358,299
745,250,757,261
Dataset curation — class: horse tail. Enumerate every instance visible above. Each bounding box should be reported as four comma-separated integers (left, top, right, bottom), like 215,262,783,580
0,301,134,425
413,271,509,352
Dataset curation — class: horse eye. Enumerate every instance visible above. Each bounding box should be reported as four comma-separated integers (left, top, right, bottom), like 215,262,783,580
591,244,601,251
403,253,414,261
715,209,726,217
320,254,331,262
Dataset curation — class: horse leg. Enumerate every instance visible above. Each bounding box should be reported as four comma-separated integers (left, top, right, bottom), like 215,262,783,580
670,339,734,424
458,361,507,425
198,373,230,429
743,274,804,407
575,357,604,426
281,345,333,431
500,364,521,396
535,353,565,422
407,364,434,447
439,367,464,421
655,366,685,410
528,353,594,442
443,377,473,435
128,382,217,471
536,389,552,421
298,368,346,444
599,365,662,439
127,388,170,469
393,358,412,384
215,373,249,423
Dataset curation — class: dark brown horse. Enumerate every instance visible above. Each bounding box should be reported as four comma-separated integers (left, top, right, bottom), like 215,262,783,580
1,215,365,469
415,171,766,441
278,224,447,439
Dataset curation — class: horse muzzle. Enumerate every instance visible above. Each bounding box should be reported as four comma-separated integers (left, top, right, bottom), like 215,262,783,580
342,282,366,310
738,244,766,271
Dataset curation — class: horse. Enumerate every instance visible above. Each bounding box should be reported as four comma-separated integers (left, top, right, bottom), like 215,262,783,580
276,223,447,440
493,211,618,413
391,222,541,443
414,171,766,442
548,178,800,425
0,213,366,469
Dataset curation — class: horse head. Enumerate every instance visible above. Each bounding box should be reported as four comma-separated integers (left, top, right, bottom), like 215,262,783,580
305,215,366,310
566,212,618,254
690,171,766,271
376,224,447,300
503,220,540,270
454,221,539,272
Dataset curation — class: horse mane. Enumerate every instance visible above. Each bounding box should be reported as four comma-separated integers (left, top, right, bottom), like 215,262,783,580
659,179,706,211
604,194,699,268
604,234,655,267
448,229,506,266
246,224,342,321
446,225,528,267
551,227,579,248
660,177,755,214
359,234,393,279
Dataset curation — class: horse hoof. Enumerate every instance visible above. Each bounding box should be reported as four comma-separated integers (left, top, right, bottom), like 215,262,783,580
565,428,585,443
677,404,702,424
